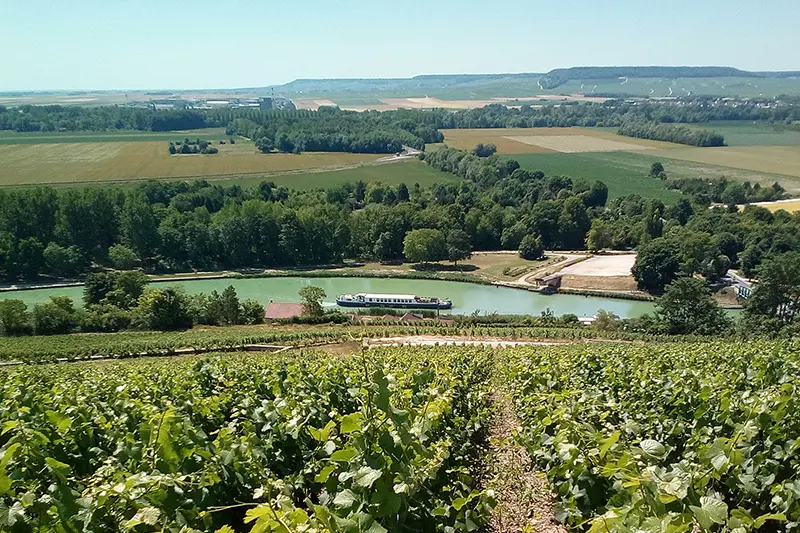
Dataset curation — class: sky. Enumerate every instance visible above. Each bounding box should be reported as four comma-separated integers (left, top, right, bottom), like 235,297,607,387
1,0,799,91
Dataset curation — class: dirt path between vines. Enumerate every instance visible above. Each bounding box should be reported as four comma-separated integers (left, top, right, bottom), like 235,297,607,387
487,388,565,533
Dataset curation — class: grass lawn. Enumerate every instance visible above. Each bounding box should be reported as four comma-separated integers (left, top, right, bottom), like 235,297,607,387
357,252,560,284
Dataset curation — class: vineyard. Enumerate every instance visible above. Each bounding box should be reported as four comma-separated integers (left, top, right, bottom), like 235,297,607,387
1,339,798,532
0,324,688,365
0,349,494,532
502,341,800,532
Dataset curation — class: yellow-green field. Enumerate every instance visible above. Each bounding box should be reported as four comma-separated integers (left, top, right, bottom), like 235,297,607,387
441,127,678,154
648,146,800,179
442,127,800,196
0,140,385,186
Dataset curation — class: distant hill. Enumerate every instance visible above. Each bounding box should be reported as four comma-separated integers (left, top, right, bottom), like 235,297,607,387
260,68,800,100
270,73,544,96
539,66,800,89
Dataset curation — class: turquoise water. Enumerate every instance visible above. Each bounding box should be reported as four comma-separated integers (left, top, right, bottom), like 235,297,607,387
1,276,655,318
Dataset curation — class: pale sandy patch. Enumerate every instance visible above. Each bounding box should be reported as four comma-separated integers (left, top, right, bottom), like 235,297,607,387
292,99,337,110
742,198,800,213
505,135,656,153
558,254,636,277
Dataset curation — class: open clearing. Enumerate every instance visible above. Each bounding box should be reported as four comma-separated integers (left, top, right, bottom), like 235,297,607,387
442,127,678,153
558,254,636,277
0,141,389,186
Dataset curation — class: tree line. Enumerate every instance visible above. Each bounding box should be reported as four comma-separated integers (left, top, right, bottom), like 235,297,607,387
617,121,725,146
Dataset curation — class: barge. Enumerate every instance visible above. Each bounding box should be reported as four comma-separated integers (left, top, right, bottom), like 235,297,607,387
336,293,452,310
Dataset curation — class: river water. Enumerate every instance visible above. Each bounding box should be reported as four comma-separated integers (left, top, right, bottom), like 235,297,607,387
2,277,654,318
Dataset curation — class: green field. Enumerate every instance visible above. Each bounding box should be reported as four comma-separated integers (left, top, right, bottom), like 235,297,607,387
0,128,230,144
208,159,459,190
509,152,683,202
683,121,800,146
509,149,800,202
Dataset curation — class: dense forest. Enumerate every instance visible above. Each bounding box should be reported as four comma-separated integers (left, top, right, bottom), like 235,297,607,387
617,121,726,146
2,99,799,138
223,107,442,154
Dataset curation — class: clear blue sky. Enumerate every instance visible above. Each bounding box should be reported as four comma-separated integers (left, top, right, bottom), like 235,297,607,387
1,0,798,91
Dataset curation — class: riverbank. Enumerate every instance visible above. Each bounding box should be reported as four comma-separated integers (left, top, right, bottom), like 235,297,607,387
0,251,659,304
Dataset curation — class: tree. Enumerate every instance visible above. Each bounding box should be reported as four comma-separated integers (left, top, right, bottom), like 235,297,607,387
655,277,731,335
32,296,77,335
108,244,139,270
403,229,446,264
583,181,609,207
374,231,396,263
84,272,117,306
744,252,800,326
133,287,193,330
649,161,665,178
105,270,149,309
168,143,177,155
218,285,242,325
276,132,295,153
121,194,159,263
519,234,544,260
586,219,613,252
671,198,693,225
472,143,497,158
255,136,274,153
299,286,326,317
12,237,45,278
632,238,681,294
397,183,410,202
43,243,84,278
0,299,30,336
446,229,472,267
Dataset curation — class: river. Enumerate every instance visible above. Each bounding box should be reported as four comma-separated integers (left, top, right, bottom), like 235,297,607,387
2,277,655,318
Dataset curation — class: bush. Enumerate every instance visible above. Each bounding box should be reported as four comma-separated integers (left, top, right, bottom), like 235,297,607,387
241,299,265,324
132,287,193,331
0,299,31,336
32,296,78,335
81,304,132,333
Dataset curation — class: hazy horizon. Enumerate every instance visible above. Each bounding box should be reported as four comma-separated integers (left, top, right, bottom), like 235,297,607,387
1,0,799,92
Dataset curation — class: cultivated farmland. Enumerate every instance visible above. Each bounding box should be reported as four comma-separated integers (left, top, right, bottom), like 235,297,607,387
0,139,390,186
441,127,678,153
